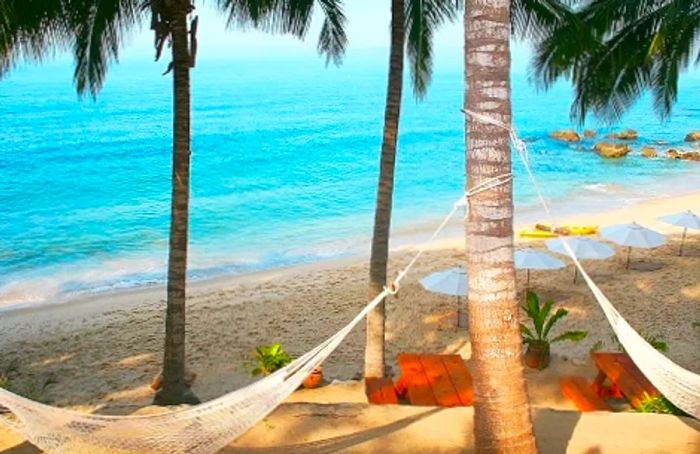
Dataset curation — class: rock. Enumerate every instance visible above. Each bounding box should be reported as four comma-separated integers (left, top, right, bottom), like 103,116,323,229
583,129,596,138
549,130,580,142
684,131,700,142
641,147,657,158
606,129,638,140
681,151,700,161
666,149,682,159
594,142,631,158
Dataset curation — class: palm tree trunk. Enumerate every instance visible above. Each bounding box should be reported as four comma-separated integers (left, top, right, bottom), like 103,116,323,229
154,0,199,406
464,1,536,452
365,0,405,379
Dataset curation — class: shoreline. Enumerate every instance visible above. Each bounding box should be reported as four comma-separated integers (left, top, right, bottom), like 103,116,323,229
1,186,699,319
2,165,700,312
0,186,697,416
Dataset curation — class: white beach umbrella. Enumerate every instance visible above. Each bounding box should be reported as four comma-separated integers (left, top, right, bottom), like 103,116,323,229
658,210,700,256
420,267,468,327
600,222,666,269
514,249,565,289
545,236,614,281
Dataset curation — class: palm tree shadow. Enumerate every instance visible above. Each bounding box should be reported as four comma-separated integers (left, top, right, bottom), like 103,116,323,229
0,441,40,454
533,408,581,454
223,407,443,454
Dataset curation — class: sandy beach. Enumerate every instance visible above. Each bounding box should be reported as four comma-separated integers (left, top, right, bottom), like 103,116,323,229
1,191,699,452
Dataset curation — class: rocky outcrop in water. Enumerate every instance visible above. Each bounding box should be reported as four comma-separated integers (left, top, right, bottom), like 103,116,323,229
606,129,638,140
684,131,700,142
549,130,580,142
583,129,596,138
663,149,700,160
666,149,682,159
595,142,630,158
641,147,657,158
680,151,700,161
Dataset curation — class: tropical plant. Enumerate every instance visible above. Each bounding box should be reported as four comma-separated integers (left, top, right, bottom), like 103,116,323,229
0,0,346,405
532,0,700,122
365,0,463,379
636,393,687,416
245,343,292,377
520,291,587,355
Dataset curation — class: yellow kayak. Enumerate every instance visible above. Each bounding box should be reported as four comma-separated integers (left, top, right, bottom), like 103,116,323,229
518,229,558,238
535,223,598,236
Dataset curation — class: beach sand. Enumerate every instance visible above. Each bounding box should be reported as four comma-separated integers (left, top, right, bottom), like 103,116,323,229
1,191,699,452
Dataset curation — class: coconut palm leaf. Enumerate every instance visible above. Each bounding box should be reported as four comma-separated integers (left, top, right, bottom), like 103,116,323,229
532,0,700,122
405,0,461,98
511,0,577,41
0,0,72,79
68,0,146,97
217,0,347,65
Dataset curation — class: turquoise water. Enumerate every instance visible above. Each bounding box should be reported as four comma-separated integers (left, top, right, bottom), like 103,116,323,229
1,57,700,306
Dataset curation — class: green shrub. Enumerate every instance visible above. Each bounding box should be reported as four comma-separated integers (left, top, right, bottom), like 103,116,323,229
245,343,292,377
0,372,8,389
636,394,687,416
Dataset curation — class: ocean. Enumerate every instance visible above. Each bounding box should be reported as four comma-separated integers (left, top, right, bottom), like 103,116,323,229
2,55,700,307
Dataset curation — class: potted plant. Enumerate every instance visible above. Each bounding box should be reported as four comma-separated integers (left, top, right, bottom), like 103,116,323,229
245,343,292,377
244,343,324,388
520,291,587,370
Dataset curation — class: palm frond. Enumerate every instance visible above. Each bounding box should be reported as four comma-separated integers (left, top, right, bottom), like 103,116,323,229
405,0,461,99
69,0,145,97
315,0,347,65
0,0,72,80
511,0,577,41
532,0,700,122
217,0,346,65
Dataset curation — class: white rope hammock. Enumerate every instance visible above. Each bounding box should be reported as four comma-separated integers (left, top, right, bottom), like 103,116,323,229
464,108,700,420
0,176,503,454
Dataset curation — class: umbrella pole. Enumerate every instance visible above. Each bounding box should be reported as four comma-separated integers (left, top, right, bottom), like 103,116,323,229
456,295,466,329
680,227,687,256
526,269,530,292
625,247,631,270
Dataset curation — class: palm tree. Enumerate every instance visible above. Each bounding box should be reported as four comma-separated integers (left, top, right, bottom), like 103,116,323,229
464,1,536,451
462,0,576,451
1,0,346,405
365,0,462,379
532,0,700,122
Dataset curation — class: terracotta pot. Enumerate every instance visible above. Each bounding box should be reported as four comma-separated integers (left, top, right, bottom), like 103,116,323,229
524,342,551,370
302,367,323,389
